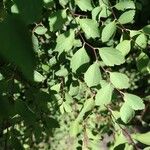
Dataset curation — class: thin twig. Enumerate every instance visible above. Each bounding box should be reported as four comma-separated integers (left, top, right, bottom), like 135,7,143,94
78,31,98,60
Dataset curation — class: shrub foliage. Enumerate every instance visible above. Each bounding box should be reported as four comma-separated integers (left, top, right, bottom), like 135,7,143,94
0,0,150,149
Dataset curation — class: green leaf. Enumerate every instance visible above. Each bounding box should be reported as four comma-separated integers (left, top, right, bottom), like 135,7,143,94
123,93,145,110
32,34,39,51
11,4,19,14
130,30,141,37
132,132,150,145
118,10,135,24
49,56,57,66
42,64,50,72
99,47,125,66
100,80,108,87
136,52,149,73
63,102,72,113
51,83,61,92
48,10,67,32
79,19,100,38
99,0,109,5
59,104,64,114
0,16,35,80
142,25,150,35
95,83,114,108
14,0,43,24
92,6,101,20
116,40,131,56
124,144,134,150
114,1,135,11
55,67,68,77
70,47,90,72
84,62,102,87
120,102,135,124
99,4,111,18
65,93,73,103
70,120,81,137
110,72,130,89
75,0,93,11
59,0,69,7
101,21,116,42
43,0,54,8
34,26,47,35
69,81,79,96
144,147,150,150
73,39,82,48
55,29,75,53
135,33,147,49
147,62,150,74
34,71,45,82
82,98,95,113
113,133,128,148
77,98,95,121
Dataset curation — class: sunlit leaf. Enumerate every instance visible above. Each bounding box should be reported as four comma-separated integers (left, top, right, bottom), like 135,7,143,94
101,21,116,42
77,98,95,121
114,1,135,11
70,47,90,72
110,72,130,89
95,83,114,108
120,102,135,123
123,93,145,110
118,10,135,24
116,40,131,56
99,47,125,66
79,19,100,38
84,62,102,87
48,9,67,32
75,0,93,11
135,33,148,49
55,66,68,77
132,132,150,145
34,71,45,82
70,120,81,137
55,29,75,53
34,26,47,35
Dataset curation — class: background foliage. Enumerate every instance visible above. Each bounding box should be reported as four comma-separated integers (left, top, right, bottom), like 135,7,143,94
0,0,150,149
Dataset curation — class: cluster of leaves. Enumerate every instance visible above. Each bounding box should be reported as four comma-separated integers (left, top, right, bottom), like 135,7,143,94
0,0,150,149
